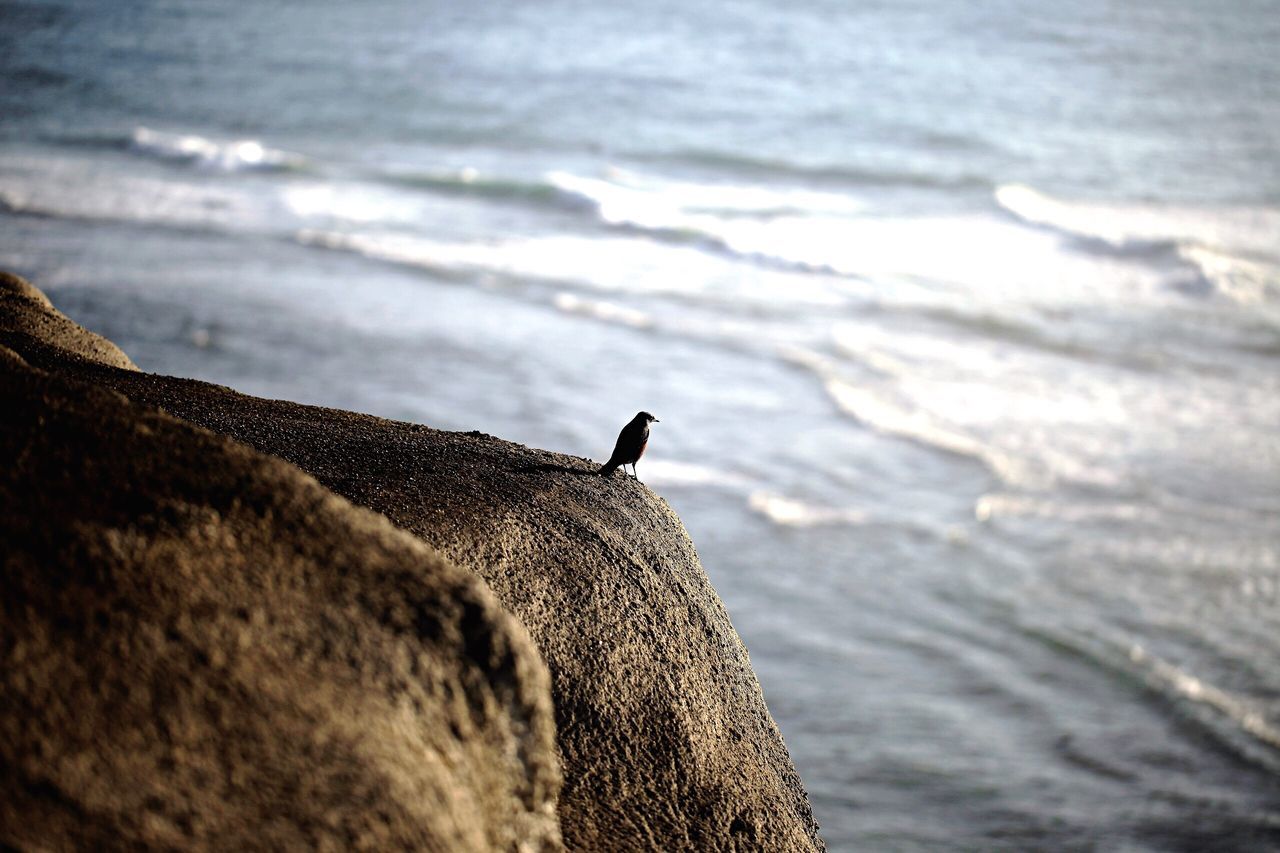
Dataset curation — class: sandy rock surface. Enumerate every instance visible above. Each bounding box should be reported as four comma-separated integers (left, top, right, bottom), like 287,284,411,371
0,341,560,851
1,275,824,851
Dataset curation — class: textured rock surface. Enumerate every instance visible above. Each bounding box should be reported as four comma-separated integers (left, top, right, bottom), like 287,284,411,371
2,276,825,851
0,342,560,850
0,271,137,370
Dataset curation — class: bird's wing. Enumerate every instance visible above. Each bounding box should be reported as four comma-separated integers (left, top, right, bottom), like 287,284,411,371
605,424,631,466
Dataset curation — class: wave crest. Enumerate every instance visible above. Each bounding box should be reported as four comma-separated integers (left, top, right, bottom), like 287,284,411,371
996,184,1280,304
748,491,869,527
129,127,306,172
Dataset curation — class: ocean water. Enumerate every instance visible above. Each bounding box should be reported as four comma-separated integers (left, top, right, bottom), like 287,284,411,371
3,0,1280,848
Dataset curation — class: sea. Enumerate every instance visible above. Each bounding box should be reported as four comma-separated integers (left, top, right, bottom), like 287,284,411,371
3,0,1279,848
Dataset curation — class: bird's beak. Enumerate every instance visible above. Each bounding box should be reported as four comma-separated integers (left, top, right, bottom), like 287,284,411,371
654,418,660,422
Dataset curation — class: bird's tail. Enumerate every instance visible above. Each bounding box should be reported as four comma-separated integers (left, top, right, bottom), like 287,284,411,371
598,461,619,476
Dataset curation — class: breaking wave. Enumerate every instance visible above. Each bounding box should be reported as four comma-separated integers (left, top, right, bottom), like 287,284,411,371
293,228,727,293
748,492,870,527
551,293,651,329
127,127,307,172
996,184,1280,305
636,459,752,489
1028,627,1280,776
545,168,872,274
822,375,1034,486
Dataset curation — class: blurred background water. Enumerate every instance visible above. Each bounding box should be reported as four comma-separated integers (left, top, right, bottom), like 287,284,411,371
3,0,1280,848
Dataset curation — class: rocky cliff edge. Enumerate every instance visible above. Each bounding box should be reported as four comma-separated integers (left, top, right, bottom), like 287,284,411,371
0,272,823,851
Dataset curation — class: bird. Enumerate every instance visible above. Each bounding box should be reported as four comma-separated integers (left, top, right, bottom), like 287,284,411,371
598,411,659,480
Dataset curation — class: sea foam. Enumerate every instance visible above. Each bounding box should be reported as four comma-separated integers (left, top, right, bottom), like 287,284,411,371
996,184,1280,306
130,127,305,172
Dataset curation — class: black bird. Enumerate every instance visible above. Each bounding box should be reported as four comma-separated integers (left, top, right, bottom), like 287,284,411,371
598,411,659,480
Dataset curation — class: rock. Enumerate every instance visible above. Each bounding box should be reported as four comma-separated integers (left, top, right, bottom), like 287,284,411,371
0,271,138,370
2,275,825,851
0,343,561,851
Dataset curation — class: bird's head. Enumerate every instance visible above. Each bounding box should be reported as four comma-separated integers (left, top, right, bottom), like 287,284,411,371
637,411,659,424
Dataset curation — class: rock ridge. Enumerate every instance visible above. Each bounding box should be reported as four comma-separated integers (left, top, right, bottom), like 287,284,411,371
0,273,824,851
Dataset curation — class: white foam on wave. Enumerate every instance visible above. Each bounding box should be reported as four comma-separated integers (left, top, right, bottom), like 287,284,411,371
550,167,862,220
293,226,851,317
996,184,1280,305
1029,625,1280,777
1127,643,1280,771
997,184,1167,248
974,493,1160,524
549,168,903,278
632,461,873,529
996,184,1280,252
598,454,876,530
799,324,1150,492
130,127,304,172
823,376,1035,486
552,292,651,328
550,170,1187,306
628,458,752,489
0,151,268,230
747,491,869,527
0,148,452,241
298,228,727,293
1178,244,1280,306
282,182,430,225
